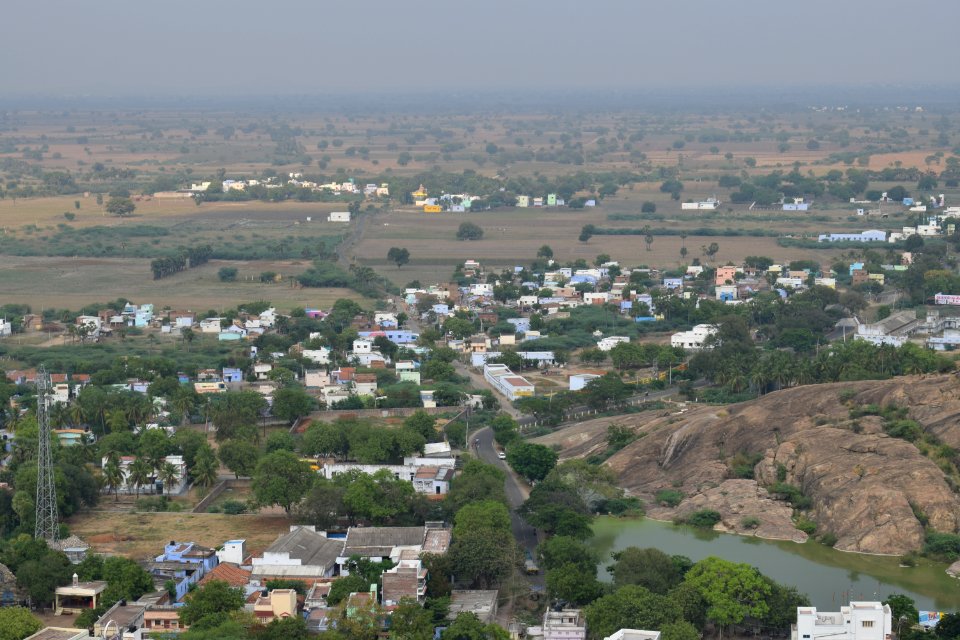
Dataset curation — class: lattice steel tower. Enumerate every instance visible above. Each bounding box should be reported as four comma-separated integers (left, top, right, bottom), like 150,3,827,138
34,365,59,544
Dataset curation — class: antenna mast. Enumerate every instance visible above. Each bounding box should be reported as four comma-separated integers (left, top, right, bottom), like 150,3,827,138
35,365,60,544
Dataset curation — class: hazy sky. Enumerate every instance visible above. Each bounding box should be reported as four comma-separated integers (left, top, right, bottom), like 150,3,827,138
7,0,959,97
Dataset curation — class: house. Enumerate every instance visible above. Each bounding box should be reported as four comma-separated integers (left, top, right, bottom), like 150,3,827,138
818,230,886,243
143,607,186,635
352,338,373,354
715,266,738,286
681,197,720,210
328,211,351,222
855,310,918,347
516,195,530,207
597,336,630,351
304,370,329,388
251,526,344,581
222,367,244,384
200,563,252,591
253,589,298,624
0,563,22,606
483,364,534,402
199,318,222,333
448,590,498,624
339,526,430,572
194,381,226,394
541,609,587,640
0,319,11,337
671,324,718,350
93,602,145,639
152,541,219,601
55,574,107,614
381,548,428,605
662,277,683,290
353,373,378,397
605,632,661,640
569,373,601,391
102,455,187,495
792,602,891,640
302,347,332,364
716,285,738,302
319,463,454,496
25,628,88,640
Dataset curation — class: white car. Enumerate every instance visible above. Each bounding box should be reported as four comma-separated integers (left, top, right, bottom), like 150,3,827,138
497,451,507,460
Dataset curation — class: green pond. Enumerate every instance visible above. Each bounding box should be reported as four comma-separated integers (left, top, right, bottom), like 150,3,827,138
592,516,960,611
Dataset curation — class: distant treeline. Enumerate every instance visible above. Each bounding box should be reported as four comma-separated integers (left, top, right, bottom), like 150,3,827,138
591,226,780,238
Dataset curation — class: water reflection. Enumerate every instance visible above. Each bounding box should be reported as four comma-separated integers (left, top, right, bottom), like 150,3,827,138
592,516,960,611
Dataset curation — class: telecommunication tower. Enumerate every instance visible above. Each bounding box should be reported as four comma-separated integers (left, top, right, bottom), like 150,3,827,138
34,365,59,544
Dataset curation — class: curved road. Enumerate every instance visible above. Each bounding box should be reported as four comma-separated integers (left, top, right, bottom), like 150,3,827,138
472,425,544,589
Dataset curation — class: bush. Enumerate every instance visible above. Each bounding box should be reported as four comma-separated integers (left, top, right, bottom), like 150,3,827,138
655,489,684,507
795,516,817,535
221,500,247,515
218,267,238,282
768,482,811,509
598,497,645,516
923,531,960,562
819,533,838,547
741,516,760,529
686,510,721,529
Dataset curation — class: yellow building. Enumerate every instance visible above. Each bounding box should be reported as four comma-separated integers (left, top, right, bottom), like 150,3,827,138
412,184,428,199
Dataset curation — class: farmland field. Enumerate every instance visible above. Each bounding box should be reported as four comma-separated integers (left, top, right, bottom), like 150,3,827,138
0,255,360,311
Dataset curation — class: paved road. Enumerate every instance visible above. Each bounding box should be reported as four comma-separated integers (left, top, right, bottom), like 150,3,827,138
473,425,544,589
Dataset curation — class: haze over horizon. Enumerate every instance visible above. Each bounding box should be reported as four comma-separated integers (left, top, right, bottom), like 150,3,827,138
7,0,960,100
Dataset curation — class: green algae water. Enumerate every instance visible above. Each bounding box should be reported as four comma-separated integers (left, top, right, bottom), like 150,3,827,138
592,516,960,611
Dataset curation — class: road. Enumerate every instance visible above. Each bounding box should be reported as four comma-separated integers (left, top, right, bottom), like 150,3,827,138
472,425,545,589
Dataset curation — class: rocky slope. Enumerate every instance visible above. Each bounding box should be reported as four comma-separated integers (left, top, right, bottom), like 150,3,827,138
534,374,960,555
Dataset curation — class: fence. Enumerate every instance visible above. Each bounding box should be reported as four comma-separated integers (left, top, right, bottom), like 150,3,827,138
192,478,251,513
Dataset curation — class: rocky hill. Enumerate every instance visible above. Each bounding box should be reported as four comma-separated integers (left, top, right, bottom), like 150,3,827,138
533,374,960,555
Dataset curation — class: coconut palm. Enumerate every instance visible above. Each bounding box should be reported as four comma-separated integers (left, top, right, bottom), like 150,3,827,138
128,458,152,498
103,453,124,502
158,461,180,496
190,448,219,491
69,402,86,428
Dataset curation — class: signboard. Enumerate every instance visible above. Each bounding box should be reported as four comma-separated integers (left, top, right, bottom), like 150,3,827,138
935,293,960,305
920,612,944,628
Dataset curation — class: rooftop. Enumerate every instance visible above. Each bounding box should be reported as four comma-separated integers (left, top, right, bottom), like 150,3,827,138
262,527,344,569
199,562,251,588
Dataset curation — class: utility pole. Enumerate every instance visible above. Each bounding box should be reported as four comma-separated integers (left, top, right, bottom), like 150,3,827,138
35,365,60,545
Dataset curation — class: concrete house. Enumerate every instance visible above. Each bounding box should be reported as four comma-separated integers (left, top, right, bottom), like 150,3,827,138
251,526,344,581
199,318,222,333
671,324,718,350
792,602,891,640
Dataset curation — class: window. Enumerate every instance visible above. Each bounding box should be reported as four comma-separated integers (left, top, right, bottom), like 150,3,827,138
862,621,875,628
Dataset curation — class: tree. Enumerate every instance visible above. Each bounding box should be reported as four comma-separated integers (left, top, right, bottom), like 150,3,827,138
327,574,369,606
390,597,435,640
0,607,41,640
295,478,345,530
271,387,314,425
301,421,349,459
506,442,558,482
105,196,135,216
579,224,595,243
453,500,511,538
685,557,772,639
661,621,700,640
448,527,516,588
127,457,152,498
218,267,238,282
442,612,510,640
218,439,259,479
209,391,268,441
387,247,411,269
446,458,507,510
158,461,180,495
103,453,124,501
191,445,219,490
253,616,308,640
538,536,598,573
178,580,244,629
610,547,683,594
546,562,603,605
457,222,484,241
537,245,554,260
252,451,313,513
584,585,682,640
641,201,656,213
882,594,918,627
583,372,630,410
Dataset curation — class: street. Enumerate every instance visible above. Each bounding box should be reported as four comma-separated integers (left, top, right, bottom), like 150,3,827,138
472,425,544,590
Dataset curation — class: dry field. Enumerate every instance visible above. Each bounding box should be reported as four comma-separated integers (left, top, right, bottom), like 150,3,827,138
0,255,360,311
67,511,293,562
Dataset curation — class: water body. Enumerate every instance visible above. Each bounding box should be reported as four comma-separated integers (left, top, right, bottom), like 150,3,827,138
592,517,960,611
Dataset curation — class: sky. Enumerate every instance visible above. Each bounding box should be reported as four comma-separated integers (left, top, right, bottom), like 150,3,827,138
5,0,960,98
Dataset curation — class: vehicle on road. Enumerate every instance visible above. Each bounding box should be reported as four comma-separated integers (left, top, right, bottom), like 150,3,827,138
524,550,539,574
497,450,507,459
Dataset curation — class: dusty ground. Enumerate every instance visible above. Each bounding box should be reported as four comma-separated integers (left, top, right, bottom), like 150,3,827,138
67,511,293,562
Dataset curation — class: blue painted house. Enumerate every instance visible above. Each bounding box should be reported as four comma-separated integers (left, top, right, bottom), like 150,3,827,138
151,542,218,602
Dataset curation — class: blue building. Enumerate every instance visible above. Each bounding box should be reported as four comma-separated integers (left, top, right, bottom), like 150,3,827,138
222,367,244,383
151,542,218,602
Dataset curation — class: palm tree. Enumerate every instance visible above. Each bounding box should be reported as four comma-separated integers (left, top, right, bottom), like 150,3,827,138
69,402,86,428
158,461,180,496
103,454,124,502
128,458,152,498
106,408,128,434
190,450,219,491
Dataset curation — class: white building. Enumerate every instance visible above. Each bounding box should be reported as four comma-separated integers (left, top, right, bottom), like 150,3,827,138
0,319,11,337
328,211,351,223
302,347,331,365
199,318,222,333
597,336,630,351
605,632,661,640
540,609,587,640
483,364,535,402
569,374,601,391
792,602,891,640
671,324,718,350
681,197,720,210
